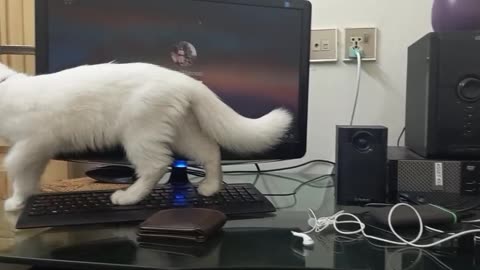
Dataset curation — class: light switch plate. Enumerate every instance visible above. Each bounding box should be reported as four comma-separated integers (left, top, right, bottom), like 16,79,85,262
343,27,378,62
310,28,338,63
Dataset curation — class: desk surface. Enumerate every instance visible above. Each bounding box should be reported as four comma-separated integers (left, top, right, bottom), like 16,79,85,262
0,172,479,270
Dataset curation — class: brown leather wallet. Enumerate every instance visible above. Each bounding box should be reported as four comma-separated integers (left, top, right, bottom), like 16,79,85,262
137,234,222,257
137,208,227,243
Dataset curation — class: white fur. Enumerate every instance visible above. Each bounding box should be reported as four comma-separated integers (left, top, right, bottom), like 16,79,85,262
0,62,292,211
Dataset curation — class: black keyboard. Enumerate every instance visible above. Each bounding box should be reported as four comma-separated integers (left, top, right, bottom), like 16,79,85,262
16,183,276,229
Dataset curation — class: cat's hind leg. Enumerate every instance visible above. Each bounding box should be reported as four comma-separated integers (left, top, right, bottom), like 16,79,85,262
111,134,173,205
4,139,52,211
111,91,189,205
173,114,223,197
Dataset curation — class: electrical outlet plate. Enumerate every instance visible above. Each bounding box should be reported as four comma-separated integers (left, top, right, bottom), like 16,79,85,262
344,27,378,62
310,28,338,63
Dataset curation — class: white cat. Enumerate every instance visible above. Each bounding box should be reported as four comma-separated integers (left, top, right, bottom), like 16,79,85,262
0,62,292,211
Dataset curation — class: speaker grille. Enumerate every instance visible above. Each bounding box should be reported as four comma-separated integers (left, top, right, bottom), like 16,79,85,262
397,160,461,193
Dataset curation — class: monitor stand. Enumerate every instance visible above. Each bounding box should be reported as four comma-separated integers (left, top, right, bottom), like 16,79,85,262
85,160,191,186
167,160,191,186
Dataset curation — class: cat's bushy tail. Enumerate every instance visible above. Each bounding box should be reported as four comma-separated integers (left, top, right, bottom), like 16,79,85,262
190,83,293,154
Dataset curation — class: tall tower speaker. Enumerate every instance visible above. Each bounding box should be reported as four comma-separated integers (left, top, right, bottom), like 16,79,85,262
405,31,480,158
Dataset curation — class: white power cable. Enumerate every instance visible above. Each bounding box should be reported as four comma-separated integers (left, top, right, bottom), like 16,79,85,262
349,49,362,125
462,219,480,223
304,203,480,248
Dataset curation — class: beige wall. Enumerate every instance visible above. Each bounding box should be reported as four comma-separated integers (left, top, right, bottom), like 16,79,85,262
0,0,69,190
0,0,35,74
0,0,35,147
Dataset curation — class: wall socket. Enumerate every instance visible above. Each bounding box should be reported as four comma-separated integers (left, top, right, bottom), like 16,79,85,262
310,28,338,62
344,27,377,62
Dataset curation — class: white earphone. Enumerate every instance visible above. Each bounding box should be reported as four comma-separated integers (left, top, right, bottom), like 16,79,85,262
291,231,314,247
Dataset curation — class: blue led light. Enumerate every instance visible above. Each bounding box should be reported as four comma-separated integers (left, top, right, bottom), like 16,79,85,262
173,160,187,168
173,192,186,205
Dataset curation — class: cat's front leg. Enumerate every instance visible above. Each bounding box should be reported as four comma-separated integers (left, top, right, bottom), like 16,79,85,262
3,140,51,211
198,178,222,197
4,196,26,212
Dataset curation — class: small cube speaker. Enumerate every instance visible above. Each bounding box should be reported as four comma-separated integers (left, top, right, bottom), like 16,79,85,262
335,125,388,205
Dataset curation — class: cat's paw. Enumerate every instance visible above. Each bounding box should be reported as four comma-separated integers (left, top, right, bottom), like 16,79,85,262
111,189,142,205
198,180,221,197
4,197,25,212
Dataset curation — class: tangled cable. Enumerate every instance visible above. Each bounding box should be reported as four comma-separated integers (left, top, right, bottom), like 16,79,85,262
304,203,480,248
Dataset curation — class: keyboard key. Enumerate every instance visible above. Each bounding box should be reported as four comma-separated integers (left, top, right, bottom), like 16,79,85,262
111,205,144,211
252,195,262,201
33,202,50,207
29,211,46,216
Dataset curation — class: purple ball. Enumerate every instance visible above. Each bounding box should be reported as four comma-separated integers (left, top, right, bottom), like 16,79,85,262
432,0,480,32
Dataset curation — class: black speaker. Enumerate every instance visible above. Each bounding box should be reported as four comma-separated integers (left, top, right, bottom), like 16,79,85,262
335,125,388,205
405,31,480,158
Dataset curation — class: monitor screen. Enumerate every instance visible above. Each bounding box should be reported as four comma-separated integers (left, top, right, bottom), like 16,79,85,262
35,0,310,162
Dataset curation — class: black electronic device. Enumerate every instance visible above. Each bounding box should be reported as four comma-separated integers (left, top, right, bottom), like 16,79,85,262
405,31,480,158
387,146,480,205
335,125,388,205
36,0,311,164
85,165,137,184
35,0,311,184
368,204,456,228
17,182,274,229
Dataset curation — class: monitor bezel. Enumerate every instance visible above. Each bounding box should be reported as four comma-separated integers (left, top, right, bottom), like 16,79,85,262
35,0,311,163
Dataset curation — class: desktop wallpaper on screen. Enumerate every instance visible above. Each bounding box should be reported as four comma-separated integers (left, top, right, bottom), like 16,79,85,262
47,0,303,142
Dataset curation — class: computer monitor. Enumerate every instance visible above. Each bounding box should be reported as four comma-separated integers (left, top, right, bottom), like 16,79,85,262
35,0,311,183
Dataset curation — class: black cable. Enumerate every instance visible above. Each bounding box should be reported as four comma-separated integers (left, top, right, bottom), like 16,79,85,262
252,163,261,186
262,174,334,197
251,173,260,187
253,163,334,188
224,159,335,174
263,172,333,189
269,173,330,209
397,127,406,147
186,166,333,191
254,163,261,172
441,197,472,209
399,192,480,214
275,195,298,209
184,160,334,176
398,193,424,205
452,200,480,213
184,161,336,191
185,169,205,177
